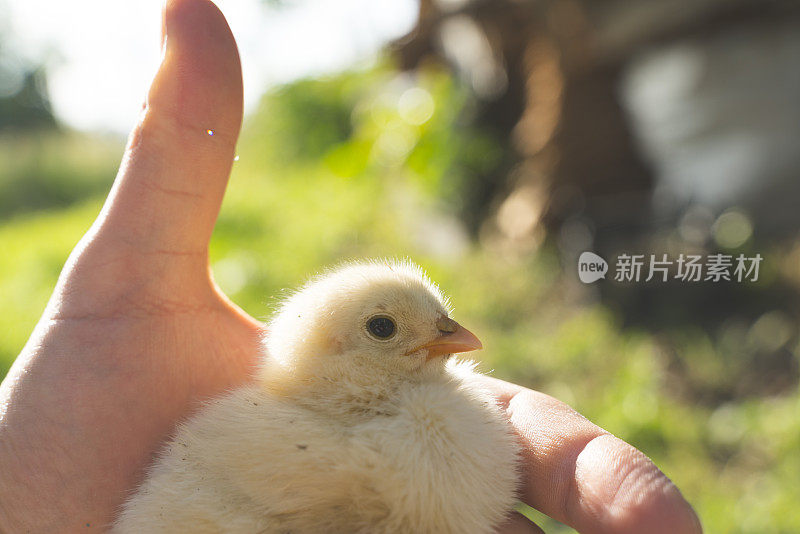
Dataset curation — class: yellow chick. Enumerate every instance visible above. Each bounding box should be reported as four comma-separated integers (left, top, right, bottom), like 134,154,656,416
114,260,519,533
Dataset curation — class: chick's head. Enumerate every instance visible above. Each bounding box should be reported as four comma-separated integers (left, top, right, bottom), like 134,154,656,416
264,261,482,380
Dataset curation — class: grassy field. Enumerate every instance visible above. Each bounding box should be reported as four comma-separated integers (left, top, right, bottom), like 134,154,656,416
1,66,798,533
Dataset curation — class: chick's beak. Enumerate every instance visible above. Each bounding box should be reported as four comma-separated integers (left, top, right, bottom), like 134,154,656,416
412,316,482,360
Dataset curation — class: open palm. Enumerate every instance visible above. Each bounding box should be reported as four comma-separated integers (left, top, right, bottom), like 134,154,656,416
0,1,700,533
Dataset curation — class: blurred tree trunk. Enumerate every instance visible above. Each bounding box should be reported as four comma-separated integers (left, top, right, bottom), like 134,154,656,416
394,0,800,402
393,0,800,254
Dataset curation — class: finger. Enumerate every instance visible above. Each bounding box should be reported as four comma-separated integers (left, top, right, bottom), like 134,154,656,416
479,377,702,534
97,0,242,254
496,512,545,534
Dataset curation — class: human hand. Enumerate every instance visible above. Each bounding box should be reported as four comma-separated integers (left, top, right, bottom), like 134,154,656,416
479,376,702,533
0,1,261,531
0,1,701,533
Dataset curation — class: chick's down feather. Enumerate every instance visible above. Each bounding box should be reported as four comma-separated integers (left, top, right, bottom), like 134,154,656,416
114,260,520,533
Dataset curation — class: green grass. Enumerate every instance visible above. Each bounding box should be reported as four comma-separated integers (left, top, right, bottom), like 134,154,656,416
1,66,798,533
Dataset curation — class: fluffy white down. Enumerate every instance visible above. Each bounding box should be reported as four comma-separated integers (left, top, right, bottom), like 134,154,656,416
113,261,520,533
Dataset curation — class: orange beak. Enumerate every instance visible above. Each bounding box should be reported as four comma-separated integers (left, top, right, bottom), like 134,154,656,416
408,316,483,360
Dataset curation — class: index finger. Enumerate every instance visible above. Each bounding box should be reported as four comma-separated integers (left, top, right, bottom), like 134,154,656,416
479,376,702,534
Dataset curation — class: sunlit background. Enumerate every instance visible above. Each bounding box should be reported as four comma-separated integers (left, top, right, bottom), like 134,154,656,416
2,1,800,532
2,0,417,132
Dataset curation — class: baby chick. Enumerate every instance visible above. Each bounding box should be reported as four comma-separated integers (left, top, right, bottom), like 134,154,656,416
114,260,519,533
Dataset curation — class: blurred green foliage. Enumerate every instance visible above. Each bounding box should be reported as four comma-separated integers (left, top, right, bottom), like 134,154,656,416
0,132,119,218
0,64,798,533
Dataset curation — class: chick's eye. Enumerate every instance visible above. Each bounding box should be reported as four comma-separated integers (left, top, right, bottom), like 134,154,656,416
367,316,395,339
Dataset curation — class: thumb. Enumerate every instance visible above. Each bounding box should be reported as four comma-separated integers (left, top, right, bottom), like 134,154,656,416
98,0,242,254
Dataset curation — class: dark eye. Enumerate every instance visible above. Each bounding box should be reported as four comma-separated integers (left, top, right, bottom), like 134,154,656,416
367,316,396,339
